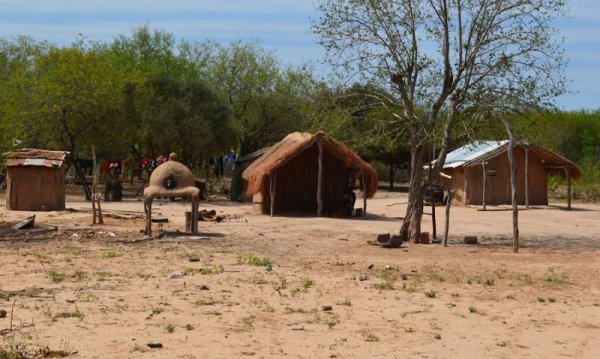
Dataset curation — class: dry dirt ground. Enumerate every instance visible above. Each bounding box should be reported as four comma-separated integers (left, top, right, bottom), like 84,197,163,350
1,185,599,358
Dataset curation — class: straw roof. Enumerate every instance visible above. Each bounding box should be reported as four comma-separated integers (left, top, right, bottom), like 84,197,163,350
243,132,378,197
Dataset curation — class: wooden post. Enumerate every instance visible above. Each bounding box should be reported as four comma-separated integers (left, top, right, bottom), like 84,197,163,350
361,173,367,217
525,144,530,209
431,201,436,240
502,118,519,253
270,172,277,217
443,190,455,247
565,167,572,211
185,211,191,232
92,145,103,225
481,162,487,211
191,197,199,233
317,141,323,216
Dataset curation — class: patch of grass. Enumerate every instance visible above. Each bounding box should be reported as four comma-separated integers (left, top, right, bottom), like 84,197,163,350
506,294,515,299
424,267,445,282
72,270,87,281
101,249,121,259
302,279,315,289
200,267,219,275
424,290,437,298
548,297,556,303
166,323,175,333
1,346,73,358
518,274,533,285
451,292,460,297
185,323,195,331
238,254,271,266
537,297,546,303
54,308,84,320
152,308,163,315
194,297,217,306
374,282,395,291
361,330,379,342
402,281,418,293
327,316,340,329
132,343,147,353
184,251,200,260
48,271,66,283
483,278,495,286
469,305,479,314
337,299,352,307
284,307,307,314
544,268,569,285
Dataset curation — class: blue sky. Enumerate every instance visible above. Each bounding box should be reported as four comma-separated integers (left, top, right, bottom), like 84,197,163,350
0,0,598,111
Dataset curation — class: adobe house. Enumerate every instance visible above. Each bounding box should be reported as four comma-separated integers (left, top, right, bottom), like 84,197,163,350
242,132,378,216
6,148,70,211
439,141,581,208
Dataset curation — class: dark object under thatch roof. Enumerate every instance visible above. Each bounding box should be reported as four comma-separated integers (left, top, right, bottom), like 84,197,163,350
242,132,377,216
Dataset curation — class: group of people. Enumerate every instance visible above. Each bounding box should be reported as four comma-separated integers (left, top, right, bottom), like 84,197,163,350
209,150,236,178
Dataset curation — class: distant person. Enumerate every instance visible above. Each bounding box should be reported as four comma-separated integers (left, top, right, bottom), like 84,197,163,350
342,188,356,217
215,155,224,177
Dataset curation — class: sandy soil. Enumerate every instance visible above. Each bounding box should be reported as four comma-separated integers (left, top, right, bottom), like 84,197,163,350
0,186,599,358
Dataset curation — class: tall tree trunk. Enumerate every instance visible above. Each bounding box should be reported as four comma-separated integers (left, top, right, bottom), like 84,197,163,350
399,144,427,243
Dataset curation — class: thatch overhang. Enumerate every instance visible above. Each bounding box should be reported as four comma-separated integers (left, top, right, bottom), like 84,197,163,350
242,132,378,197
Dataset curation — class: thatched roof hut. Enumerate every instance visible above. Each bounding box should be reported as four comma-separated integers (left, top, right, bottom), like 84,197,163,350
242,132,377,216
438,141,581,208
5,148,69,211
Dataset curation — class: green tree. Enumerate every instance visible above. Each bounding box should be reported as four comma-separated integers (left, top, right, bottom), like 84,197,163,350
314,0,567,243
138,76,234,166
204,40,315,155
2,42,130,161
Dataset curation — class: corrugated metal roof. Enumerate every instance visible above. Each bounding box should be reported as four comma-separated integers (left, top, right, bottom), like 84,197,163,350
442,141,508,168
434,140,581,180
6,148,69,169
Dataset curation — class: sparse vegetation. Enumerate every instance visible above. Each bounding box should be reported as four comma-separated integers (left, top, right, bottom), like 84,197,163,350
544,268,569,285
238,254,271,266
361,330,379,342
48,271,66,283
101,249,121,259
424,290,437,298
53,308,84,320
166,323,175,333
374,282,395,291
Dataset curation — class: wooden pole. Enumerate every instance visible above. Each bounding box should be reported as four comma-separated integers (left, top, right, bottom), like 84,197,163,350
525,144,530,209
361,173,367,217
482,162,487,211
91,145,103,225
565,167,572,211
443,190,455,247
502,118,519,253
270,172,277,217
431,201,436,239
317,141,323,216
191,197,199,233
